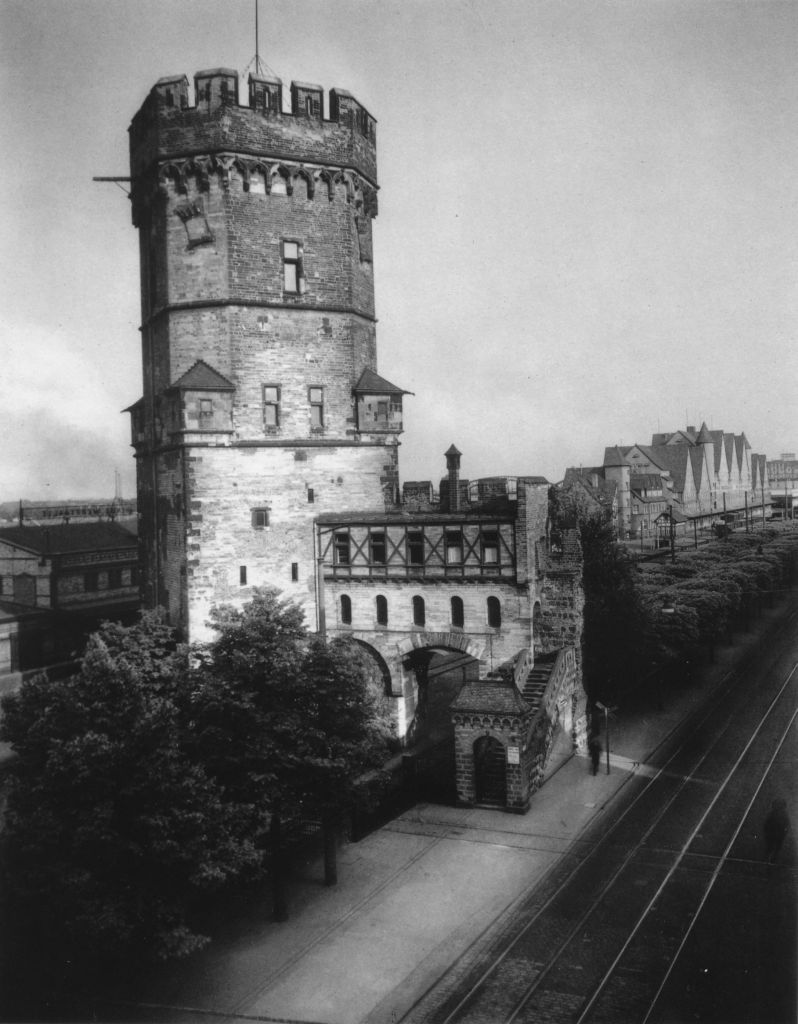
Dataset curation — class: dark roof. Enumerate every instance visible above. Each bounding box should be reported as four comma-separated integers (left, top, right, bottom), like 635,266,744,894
603,446,629,468
563,469,618,504
696,422,713,444
450,679,530,715
0,600,49,623
689,446,705,492
656,506,688,523
710,431,724,473
168,360,235,392
353,368,411,395
643,445,690,494
630,473,664,490
0,521,137,556
724,434,735,474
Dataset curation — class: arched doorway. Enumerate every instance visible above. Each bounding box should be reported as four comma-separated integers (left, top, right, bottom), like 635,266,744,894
474,735,507,806
405,647,480,747
404,646,480,804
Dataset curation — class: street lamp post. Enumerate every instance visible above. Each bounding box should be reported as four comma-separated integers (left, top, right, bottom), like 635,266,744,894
595,701,618,775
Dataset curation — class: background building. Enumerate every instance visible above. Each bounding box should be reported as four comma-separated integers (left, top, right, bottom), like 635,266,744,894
563,422,769,541
0,520,139,683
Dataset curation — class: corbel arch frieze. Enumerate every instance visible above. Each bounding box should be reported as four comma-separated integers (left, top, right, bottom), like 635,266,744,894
233,157,251,190
156,154,371,204
159,161,189,195
452,713,522,733
293,165,315,199
271,163,294,195
186,157,211,192
211,154,236,190
317,168,337,201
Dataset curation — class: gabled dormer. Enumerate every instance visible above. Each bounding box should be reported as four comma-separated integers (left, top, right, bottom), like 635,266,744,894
164,360,235,440
353,368,411,434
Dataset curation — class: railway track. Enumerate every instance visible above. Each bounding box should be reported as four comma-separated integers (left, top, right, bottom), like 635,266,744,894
403,647,798,1024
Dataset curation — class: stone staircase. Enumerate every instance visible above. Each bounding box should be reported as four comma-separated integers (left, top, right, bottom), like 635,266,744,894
522,659,556,713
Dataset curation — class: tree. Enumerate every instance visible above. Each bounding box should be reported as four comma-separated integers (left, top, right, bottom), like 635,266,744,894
0,612,260,1013
298,635,395,885
190,588,393,918
550,490,644,704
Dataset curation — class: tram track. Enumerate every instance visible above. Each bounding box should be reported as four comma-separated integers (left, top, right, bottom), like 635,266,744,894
403,653,798,1024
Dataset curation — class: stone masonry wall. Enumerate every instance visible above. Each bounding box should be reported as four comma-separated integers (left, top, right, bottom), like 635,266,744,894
184,443,396,642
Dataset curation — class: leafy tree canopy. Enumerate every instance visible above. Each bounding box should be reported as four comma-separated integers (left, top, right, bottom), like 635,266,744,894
0,612,261,1009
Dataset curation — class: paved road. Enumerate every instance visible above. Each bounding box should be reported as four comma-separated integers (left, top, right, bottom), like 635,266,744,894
404,615,798,1024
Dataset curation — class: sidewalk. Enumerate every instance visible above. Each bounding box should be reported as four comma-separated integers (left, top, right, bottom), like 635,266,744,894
113,600,795,1024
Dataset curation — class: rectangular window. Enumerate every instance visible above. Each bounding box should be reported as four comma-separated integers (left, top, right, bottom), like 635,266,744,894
334,531,350,565
252,508,270,529
370,531,387,564
240,565,248,585
309,387,324,430
408,531,424,565
199,398,213,422
263,385,280,429
445,530,463,564
482,531,499,565
283,240,304,293
291,562,299,581
84,571,99,592
108,568,123,589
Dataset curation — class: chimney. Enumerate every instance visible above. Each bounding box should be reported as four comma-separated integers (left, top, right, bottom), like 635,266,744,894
445,445,462,512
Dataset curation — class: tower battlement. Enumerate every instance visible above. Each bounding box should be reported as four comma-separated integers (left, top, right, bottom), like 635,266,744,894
129,68,377,195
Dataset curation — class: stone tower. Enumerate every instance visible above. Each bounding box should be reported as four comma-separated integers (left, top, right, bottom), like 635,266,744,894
127,68,405,640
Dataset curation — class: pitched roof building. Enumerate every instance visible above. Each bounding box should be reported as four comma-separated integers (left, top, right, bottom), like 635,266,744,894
563,423,769,540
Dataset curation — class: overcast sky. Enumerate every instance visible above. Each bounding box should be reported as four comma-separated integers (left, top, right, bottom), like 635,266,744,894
1,0,796,500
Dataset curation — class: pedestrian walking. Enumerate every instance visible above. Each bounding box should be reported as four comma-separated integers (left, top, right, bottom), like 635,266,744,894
588,734,602,775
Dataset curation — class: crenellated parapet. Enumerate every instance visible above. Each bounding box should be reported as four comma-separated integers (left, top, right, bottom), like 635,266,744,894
130,67,377,224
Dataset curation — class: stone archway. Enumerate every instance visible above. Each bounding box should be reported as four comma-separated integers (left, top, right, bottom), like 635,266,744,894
404,646,480,748
474,735,507,806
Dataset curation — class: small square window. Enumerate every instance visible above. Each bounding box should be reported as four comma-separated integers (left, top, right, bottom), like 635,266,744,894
257,316,269,331
252,508,270,529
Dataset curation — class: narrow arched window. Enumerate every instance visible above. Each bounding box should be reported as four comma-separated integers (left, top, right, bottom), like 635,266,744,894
340,594,352,625
487,596,501,629
412,595,425,627
376,594,388,626
451,596,464,628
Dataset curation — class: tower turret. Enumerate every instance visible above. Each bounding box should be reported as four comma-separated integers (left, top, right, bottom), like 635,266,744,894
126,68,402,639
